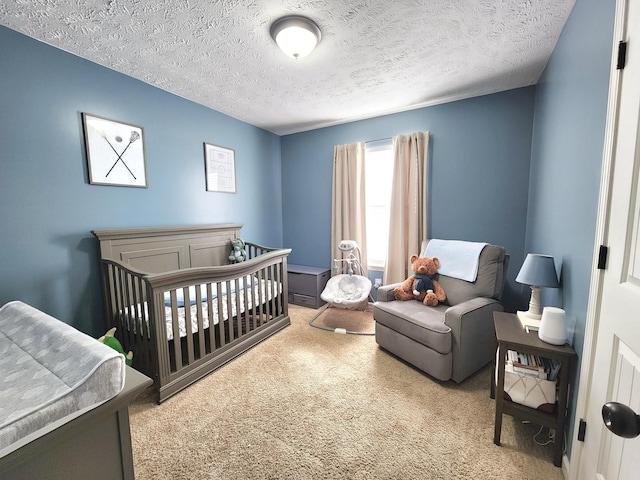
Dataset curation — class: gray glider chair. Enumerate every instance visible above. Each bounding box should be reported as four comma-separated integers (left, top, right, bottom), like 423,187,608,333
374,240,508,383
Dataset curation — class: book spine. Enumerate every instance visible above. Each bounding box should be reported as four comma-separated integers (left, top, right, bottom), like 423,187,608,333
504,350,559,381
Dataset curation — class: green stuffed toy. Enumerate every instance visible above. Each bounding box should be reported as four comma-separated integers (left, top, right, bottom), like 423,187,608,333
98,327,133,366
228,238,247,263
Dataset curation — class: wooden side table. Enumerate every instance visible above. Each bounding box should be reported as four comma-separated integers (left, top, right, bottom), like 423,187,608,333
492,311,576,467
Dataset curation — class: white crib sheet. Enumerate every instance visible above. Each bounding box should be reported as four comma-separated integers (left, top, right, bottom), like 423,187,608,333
125,279,282,341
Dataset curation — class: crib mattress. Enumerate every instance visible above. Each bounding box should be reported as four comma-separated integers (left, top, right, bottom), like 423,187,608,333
128,278,282,340
0,301,126,456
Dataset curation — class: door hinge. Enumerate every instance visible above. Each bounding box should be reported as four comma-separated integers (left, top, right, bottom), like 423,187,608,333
617,41,627,70
578,418,587,442
597,245,608,270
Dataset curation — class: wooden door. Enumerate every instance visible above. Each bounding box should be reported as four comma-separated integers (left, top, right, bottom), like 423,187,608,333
571,0,640,478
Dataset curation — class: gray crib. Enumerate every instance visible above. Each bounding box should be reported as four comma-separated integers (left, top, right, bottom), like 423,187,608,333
93,224,291,403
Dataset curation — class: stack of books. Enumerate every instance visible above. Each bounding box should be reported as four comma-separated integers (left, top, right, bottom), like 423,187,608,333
506,350,561,381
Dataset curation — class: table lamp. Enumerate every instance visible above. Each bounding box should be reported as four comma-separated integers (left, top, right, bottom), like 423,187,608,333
515,254,559,328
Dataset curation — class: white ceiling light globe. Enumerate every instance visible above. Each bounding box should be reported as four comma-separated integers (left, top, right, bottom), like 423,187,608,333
275,26,318,58
270,16,321,59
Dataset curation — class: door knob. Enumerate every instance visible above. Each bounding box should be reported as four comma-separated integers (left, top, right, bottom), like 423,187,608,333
602,402,640,438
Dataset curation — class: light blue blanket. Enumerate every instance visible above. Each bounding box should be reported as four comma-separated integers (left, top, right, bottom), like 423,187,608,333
423,239,487,282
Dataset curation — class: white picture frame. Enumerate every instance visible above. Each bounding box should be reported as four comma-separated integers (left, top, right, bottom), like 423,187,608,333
82,113,148,188
204,142,236,193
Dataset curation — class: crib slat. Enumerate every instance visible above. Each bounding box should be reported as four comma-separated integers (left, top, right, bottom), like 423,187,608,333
275,263,283,316
117,269,133,347
225,280,234,342
182,287,195,365
102,263,116,330
195,283,205,358
124,271,136,353
266,265,275,320
170,291,182,371
232,279,239,337
128,273,141,362
257,269,265,327
206,283,216,353
132,275,148,371
244,276,252,332
216,283,225,347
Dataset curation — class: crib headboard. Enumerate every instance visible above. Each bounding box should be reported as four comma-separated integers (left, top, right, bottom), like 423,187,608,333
92,224,242,273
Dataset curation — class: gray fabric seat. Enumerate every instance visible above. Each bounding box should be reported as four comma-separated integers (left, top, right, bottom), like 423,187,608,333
373,240,508,382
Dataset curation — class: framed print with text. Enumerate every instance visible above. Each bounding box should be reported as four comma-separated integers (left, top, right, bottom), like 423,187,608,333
82,113,148,187
204,142,236,193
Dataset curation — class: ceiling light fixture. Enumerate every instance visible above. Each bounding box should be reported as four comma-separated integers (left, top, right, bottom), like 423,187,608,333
270,15,321,59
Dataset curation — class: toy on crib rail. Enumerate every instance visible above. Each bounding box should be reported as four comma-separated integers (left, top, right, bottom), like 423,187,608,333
98,327,133,366
394,255,447,307
228,238,247,263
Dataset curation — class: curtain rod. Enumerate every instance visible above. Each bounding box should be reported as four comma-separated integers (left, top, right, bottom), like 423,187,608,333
365,136,392,144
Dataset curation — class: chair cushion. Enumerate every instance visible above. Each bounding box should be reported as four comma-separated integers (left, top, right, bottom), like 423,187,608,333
373,301,451,354
421,241,506,306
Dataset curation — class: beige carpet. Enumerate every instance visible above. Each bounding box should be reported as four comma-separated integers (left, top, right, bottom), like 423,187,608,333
309,304,375,334
130,304,564,480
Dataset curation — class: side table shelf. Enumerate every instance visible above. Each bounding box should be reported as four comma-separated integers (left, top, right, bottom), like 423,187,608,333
492,311,576,467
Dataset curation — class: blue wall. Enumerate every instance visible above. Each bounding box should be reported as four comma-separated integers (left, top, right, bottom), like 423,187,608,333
0,26,283,336
527,0,616,455
281,88,536,312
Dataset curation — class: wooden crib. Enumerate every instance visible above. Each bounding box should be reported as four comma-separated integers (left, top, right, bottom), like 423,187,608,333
93,224,291,403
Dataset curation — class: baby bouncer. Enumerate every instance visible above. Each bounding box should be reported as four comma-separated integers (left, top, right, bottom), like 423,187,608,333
309,240,373,335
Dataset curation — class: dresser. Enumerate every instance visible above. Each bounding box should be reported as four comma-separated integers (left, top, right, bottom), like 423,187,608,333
288,264,331,308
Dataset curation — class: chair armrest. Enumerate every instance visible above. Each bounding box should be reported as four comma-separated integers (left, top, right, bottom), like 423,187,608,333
445,297,500,324
376,283,402,302
445,297,504,382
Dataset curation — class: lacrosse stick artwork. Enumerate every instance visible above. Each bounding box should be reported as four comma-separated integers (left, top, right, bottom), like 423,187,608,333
83,113,147,188
103,130,141,179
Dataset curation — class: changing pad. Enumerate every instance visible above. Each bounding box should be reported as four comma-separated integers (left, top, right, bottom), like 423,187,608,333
0,301,126,456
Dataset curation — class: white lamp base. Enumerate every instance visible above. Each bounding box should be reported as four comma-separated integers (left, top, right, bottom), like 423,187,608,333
517,310,541,329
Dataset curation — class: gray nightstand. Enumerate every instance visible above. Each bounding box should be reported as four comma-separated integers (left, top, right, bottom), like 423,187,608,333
492,311,576,467
288,264,331,308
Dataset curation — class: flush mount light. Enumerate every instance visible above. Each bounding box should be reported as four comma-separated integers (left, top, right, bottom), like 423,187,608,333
270,15,321,59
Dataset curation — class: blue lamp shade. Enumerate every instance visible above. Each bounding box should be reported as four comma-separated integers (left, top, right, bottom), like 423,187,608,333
516,254,559,323
515,254,559,288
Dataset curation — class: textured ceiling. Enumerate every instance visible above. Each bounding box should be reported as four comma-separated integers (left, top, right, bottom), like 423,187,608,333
0,0,575,135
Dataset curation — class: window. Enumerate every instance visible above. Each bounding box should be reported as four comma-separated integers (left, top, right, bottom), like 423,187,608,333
365,143,393,269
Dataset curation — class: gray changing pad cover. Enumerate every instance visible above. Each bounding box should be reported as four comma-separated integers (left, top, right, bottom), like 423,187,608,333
0,301,125,454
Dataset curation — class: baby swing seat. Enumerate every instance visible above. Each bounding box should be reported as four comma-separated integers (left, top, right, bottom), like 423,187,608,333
320,274,372,310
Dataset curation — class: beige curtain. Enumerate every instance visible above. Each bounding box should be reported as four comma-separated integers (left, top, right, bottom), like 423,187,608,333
331,142,368,274
383,131,429,284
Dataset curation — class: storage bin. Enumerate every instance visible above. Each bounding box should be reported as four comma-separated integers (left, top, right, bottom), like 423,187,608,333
495,350,556,413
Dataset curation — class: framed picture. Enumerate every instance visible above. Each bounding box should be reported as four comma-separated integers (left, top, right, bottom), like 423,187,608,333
82,113,147,187
204,142,236,193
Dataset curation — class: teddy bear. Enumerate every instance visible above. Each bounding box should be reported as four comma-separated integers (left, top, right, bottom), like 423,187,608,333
393,255,447,307
98,327,133,366
228,238,247,263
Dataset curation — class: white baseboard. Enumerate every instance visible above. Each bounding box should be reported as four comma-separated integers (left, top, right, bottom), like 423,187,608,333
562,453,570,479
